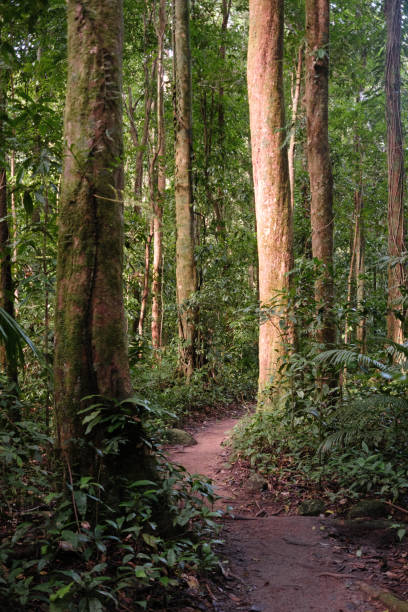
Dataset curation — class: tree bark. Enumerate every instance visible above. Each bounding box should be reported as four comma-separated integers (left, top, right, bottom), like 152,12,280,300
214,0,231,236
174,0,197,379
54,0,132,469
385,0,405,344
288,44,303,212
0,65,16,383
138,220,153,336
152,0,166,353
305,0,335,350
248,0,294,397
355,186,365,351
344,179,364,348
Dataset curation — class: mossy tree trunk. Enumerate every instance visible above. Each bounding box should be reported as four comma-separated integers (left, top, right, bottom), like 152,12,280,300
305,0,336,352
54,0,132,470
385,0,405,344
174,0,197,379
247,0,294,399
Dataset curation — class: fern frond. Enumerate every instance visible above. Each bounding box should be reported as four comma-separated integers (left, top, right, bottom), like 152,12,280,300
314,348,388,372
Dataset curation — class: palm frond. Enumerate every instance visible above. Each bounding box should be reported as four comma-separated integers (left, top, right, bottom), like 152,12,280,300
0,307,42,367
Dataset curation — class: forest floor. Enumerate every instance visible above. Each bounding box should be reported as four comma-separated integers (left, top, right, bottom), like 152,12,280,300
167,410,408,612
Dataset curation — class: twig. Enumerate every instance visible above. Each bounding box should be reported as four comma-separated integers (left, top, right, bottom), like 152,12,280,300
205,582,218,602
283,536,318,547
318,572,360,580
386,500,408,516
66,458,81,533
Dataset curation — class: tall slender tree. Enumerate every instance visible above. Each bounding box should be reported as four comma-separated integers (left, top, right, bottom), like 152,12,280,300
247,0,293,398
174,0,197,378
288,44,303,212
151,0,166,353
305,0,335,351
54,0,132,469
0,58,16,383
385,0,405,344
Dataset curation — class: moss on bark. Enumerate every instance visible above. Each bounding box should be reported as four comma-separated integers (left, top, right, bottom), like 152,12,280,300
54,0,134,474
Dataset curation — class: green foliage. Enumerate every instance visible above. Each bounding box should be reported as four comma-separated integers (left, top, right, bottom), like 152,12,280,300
131,349,256,431
233,335,408,504
0,306,42,368
0,397,222,610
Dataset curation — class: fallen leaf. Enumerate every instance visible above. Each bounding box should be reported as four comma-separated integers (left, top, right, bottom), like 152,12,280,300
182,573,199,590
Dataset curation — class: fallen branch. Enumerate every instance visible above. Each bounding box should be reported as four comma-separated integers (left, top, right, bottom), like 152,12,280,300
318,572,360,580
283,536,318,547
385,500,408,516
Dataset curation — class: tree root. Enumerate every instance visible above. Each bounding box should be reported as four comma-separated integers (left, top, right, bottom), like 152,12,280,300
358,581,408,612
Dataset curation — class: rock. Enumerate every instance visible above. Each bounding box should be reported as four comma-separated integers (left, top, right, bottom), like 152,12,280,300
244,472,268,493
167,428,197,446
348,499,389,519
298,499,325,516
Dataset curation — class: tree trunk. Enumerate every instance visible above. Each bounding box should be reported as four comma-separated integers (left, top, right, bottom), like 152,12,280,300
248,0,293,398
174,0,197,379
138,220,153,336
214,0,231,236
0,66,16,383
43,190,51,429
355,187,365,351
344,180,364,347
288,44,303,212
305,0,335,350
123,4,157,209
152,0,166,353
385,0,405,344
54,0,132,470
10,76,18,309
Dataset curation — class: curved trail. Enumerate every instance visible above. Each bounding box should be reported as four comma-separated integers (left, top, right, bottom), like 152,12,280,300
169,416,380,612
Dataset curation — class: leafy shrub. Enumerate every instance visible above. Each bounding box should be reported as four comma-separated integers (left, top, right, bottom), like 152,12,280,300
0,396,223,610
131,349,256,430
232,339,408,504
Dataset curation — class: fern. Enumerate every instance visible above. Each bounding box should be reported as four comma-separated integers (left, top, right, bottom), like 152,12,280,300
314,348,388,372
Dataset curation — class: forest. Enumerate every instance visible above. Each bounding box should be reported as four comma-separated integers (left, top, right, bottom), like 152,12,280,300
2,0,408,610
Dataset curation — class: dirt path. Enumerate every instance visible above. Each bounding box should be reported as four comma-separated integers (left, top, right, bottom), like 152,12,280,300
169,416,382,612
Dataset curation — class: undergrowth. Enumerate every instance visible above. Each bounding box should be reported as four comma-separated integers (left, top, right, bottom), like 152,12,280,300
131,348,256,430
0,394,223,611
232,343,408,505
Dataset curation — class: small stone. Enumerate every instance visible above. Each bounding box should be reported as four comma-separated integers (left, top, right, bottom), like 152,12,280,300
166,428,198,446
244,473,268,493
298,499,325,516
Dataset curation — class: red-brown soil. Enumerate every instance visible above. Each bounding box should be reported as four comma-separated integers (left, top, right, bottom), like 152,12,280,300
168,415,408,612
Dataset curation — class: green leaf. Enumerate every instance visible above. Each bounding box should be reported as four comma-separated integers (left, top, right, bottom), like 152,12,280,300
89,598,103,612
142,533,160,548
130,480,157,487
82,411,102,425
50,582,73,602
167,548,176,567
74,490,87,518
